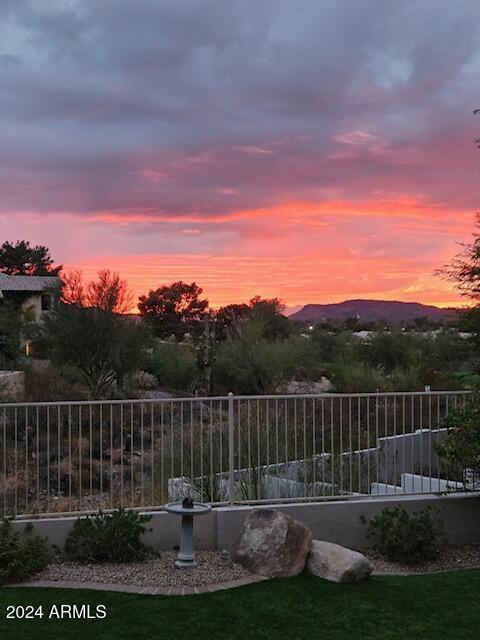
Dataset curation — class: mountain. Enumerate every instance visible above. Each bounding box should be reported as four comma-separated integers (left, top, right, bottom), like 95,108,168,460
289,299,458,324
284,304,304,317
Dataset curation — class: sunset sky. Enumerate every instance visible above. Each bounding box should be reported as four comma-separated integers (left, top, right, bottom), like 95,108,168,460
1,1,480,311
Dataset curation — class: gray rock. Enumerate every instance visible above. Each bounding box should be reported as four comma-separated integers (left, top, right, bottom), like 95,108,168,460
232,509,312,578
275,378,334,394
306,540,372,583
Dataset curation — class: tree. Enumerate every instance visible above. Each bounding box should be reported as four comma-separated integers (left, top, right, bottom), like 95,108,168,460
60,270,85,306
61,269,133,314
86,270,133,313
343,316,360,331
138,281,208,340
438,110,480,298
0,300,36,367
42,305,151,399
438,213,480,371
438,213,480,300
215,303,251,340
249,296,291,340
0,240,61,276
0,302,23,366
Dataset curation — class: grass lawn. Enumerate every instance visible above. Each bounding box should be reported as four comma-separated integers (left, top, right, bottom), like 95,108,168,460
1,570,479,640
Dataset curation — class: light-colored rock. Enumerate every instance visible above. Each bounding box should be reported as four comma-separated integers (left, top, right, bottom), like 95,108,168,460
275,378,334,394
306,540,372,583
233,509,312,578
0,370,25,401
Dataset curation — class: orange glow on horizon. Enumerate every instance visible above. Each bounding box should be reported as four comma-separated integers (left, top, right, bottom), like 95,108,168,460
52,195,475,313
64,252,467,313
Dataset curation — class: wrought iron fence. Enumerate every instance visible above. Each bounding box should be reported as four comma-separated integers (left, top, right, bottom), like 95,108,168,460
0,390,474,518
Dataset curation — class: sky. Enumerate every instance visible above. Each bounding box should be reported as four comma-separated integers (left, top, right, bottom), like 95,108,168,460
1,0,480,311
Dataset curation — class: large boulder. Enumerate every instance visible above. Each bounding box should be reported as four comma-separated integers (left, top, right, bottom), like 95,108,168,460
306,540,372,583
232,509,312,578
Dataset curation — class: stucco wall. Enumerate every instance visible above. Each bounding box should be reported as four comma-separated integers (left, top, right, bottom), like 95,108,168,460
11,493,480,553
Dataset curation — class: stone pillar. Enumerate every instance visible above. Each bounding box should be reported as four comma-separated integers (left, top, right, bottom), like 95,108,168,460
175,514,196,568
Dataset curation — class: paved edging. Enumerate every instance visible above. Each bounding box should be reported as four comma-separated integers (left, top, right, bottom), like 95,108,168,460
9,574,269,596
11,567,478,594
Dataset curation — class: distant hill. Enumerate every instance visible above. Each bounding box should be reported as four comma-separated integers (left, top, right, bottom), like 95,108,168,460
289,299,458,324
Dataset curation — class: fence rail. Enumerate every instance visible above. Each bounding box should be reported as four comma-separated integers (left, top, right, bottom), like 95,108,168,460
0,390,475,518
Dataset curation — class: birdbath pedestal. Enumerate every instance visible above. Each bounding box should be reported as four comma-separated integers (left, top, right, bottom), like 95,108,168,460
165,502,212,569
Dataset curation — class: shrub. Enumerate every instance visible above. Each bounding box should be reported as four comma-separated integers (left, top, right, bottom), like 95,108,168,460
362,506,445,564
329,361,385,393
64,509,152,563
436,393,480,475
213,329,314,394
147,341,198,392
0,519,49,585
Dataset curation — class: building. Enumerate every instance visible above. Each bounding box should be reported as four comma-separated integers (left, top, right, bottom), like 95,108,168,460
0,274,61,321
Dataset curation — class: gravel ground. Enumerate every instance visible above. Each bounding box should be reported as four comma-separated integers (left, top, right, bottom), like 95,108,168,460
365,544,480,574
34,552,252,587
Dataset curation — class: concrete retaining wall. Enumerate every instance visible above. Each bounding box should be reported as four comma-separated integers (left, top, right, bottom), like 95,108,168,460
216,493,480,550
11,493,480,553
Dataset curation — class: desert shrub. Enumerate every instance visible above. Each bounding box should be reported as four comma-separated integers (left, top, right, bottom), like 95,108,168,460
213,329,301,394
329,361,385,393
386,366,424,391
362,331,422,372
0,519,49,585
127,370,158,391
24,361,88,402
147,341,198,392
64,509,152,563
310,328,339,361
362,506,445,564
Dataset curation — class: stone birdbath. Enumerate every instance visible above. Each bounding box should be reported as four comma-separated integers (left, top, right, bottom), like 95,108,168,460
165,498,212,569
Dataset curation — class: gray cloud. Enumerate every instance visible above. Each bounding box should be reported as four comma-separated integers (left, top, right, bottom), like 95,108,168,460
1,0,480,221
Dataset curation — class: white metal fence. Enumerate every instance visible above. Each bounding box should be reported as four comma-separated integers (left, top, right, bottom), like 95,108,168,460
0,390,475,518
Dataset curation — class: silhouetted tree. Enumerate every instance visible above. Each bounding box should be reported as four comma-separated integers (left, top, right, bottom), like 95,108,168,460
61,269,133,314
86,270,133,313
438,213,480,300
138,281,208,340
249,296,290,339
215,303,251,340
42,305,151,398
60,269,86,306
0,240,61,276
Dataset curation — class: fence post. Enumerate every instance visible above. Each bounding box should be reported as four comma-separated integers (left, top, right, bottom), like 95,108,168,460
228,392,235,505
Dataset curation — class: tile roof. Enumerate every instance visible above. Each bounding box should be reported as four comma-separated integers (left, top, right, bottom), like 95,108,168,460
0,274,61,293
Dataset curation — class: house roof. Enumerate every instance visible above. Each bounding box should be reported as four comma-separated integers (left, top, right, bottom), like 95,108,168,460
0,274,61,294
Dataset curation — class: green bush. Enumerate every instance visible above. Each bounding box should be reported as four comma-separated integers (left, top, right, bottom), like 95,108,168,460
147,341,198,392
362,506,445,564
0,519,49,585
213,329,306,394
328,361,385,392
436,393,480,475
64,509,152,563
362,331,422,372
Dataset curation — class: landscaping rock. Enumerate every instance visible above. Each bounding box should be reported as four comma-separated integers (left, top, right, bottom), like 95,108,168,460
233,509,312,578
306,540,372,583
275,378,334,394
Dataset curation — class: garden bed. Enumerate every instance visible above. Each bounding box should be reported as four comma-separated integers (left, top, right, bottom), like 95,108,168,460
366,544,480,574
32,551,253,588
